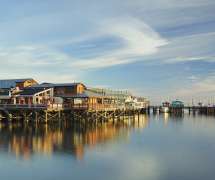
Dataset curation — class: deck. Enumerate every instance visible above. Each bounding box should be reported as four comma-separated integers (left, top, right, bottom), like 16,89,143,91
0,103,147,112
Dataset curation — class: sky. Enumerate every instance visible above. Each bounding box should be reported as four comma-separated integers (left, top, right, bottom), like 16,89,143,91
0,0,215,104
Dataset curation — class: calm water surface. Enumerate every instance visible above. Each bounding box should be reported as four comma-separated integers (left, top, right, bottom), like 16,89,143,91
0,113,215,180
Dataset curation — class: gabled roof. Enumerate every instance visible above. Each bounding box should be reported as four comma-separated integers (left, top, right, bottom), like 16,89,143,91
18,87,51,96
0,78,35,89
33,82,86,88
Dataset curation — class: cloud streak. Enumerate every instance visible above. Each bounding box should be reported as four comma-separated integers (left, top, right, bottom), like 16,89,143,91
71,17,168,69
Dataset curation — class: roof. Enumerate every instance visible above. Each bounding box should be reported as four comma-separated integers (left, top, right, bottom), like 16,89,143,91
0,89,10,96
58,89,113,98
87,87,132,98
171,100,184,107
33,82,85,88
136,97,147,101
18,87,51,96
0,78,34,89
172,100,184,104
74,90,104,98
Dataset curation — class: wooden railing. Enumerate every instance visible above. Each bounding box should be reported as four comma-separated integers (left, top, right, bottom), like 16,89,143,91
0,104,47,109
65,104,118,110
0,103,147,111
65,104,145,111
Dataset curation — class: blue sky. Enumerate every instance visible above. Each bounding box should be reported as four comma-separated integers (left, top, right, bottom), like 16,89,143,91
0,0,215,104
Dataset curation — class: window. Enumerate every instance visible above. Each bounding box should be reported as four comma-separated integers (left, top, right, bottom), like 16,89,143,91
97,98,102,104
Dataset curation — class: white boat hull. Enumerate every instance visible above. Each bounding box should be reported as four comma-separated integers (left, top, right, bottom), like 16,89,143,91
160,107,170,113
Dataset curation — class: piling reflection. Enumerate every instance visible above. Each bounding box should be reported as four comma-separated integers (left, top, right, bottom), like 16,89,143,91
0,115,149,160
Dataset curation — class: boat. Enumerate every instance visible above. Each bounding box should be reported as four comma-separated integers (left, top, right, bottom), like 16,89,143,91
160,101,170,113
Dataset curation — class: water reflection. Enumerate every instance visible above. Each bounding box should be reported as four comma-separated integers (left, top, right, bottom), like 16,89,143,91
0,115,149,160
1,114,215,180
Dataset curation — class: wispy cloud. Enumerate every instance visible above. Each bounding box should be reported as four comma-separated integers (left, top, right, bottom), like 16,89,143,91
0,0,214,71
142,32,215,65
0,16,169,70
0,45,79,82
0,45,68,67
71,17,168,69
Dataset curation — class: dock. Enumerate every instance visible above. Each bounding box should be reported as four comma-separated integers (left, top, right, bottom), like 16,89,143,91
150,105,215,116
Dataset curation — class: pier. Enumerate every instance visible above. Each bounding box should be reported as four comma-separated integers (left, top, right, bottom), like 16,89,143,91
1,104,215,124
150,105,215,116
0,104,148,123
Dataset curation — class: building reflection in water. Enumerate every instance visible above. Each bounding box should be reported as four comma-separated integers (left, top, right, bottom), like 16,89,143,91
0,115,149,160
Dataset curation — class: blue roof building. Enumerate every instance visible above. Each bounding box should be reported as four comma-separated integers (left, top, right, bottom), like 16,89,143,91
0,78,36,89
171,100,184,108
